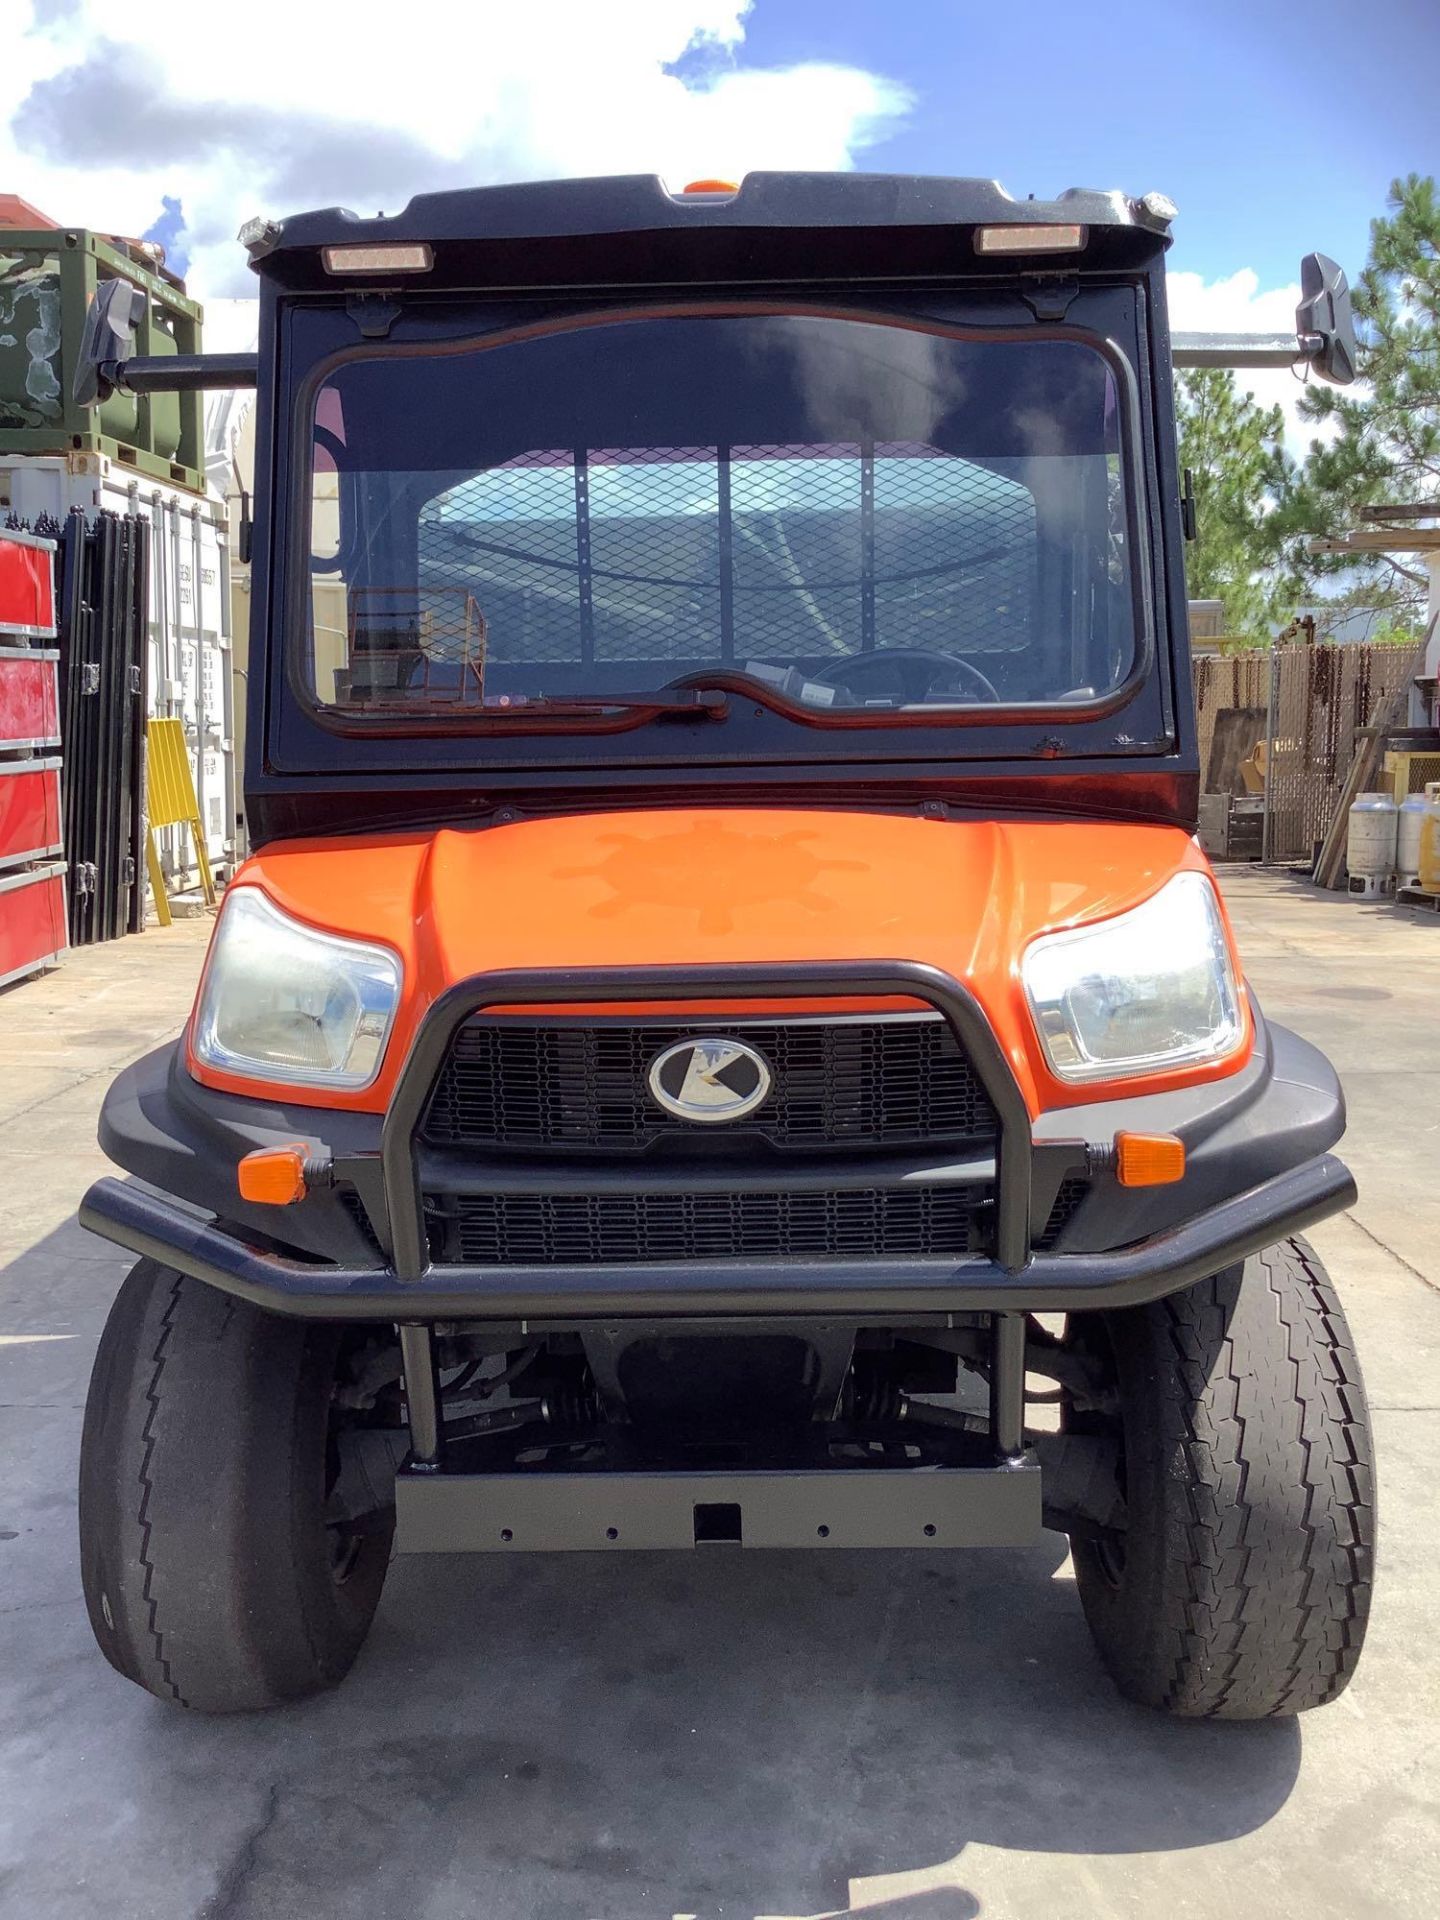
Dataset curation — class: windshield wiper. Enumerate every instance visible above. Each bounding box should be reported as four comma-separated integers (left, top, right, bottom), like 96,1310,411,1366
484,689,728,719
663,668,848,716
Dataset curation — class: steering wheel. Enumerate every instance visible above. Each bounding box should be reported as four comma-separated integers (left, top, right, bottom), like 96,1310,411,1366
827,646,1003,705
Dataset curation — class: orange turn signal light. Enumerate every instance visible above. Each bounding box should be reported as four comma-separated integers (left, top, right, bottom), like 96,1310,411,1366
237,1144,310,1207
681,177,740,195
1114,1132,1186,1188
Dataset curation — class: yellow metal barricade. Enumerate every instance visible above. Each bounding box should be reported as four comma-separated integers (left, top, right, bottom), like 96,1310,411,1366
145,718,216,926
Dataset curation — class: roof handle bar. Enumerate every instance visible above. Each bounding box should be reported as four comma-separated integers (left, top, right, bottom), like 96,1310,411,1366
73,279,258,408
1172,251,1356,383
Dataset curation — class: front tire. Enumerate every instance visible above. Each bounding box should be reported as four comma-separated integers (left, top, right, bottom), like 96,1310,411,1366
78,1259,394,1712
1067,1237,1375,1719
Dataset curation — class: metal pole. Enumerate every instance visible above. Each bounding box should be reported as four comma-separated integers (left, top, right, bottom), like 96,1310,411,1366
989,1312,1027,1463
1261,638,1280,865
168,496,185,885
573,448,594,666
399,1324,445,1470
860,439,876,652
127,517,149,934
216,512,240,867
191,505,207,876
717,445,734,662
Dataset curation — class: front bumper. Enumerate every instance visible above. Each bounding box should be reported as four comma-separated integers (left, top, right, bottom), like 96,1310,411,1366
80,1150,1355,1320
81,959,1355,1324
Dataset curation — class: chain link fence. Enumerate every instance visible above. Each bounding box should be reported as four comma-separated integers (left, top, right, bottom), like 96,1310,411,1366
1194,641,1417,863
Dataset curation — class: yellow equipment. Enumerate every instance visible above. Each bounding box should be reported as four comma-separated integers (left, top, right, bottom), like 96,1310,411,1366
1385,750,1440,801
144,718,216,926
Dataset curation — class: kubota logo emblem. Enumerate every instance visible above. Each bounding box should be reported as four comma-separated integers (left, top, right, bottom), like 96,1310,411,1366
646,1037,773,1123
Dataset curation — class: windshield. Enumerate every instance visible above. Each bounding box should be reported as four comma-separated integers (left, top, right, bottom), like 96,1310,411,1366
302,313,1137,725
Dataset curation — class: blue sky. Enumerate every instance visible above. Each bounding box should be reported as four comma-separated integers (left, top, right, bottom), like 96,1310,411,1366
4,0,1434,307
739,0,1438,284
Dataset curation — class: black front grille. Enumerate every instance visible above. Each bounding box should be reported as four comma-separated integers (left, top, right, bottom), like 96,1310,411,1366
423,1015,997,1151
337,1187,385,1257
441,1186,986,1265
1036,1174,1090,1251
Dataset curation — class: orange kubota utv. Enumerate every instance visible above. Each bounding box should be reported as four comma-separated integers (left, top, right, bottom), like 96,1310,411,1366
72,175,1372,1714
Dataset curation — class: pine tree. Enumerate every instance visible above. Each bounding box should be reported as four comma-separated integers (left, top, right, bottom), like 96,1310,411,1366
1176,367,1298,640
1289,173,1440,622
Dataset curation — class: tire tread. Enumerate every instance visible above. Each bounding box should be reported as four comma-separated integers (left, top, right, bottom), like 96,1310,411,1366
79,1260,392,1713
1071,1236,1375,1719
134,1269,186,1704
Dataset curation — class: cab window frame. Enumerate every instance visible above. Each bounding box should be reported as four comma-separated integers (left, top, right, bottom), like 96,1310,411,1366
278,296,1162,753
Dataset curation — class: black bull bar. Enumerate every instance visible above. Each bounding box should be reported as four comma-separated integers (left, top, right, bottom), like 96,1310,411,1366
78,959,1357,1324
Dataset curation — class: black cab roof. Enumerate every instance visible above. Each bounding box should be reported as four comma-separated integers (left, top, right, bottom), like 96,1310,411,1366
243,172,1174,292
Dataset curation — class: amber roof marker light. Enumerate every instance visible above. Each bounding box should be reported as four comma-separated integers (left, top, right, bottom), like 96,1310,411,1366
680,178,742,197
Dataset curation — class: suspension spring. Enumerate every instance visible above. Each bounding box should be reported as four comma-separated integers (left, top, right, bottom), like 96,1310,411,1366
843,1372,904,1425
540,1380,602,1429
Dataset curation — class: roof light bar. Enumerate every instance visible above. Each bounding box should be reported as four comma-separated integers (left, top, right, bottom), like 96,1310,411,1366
237,215,281,260
975,224,1087,255
321,243,434,275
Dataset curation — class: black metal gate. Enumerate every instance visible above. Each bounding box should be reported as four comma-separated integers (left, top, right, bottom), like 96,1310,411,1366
45,508,149,943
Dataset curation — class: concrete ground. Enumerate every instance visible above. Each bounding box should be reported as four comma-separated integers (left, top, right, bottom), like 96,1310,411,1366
0,870,1436,1920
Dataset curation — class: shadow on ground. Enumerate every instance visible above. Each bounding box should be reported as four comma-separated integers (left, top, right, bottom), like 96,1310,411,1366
1,1218,1302,1920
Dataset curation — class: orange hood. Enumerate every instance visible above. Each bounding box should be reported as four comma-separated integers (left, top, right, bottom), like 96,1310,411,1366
191,808,1249,1116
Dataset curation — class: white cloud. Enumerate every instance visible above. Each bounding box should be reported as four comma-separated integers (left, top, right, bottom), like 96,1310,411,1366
1167,266,1337,459
2,7,1339,470
1,1,911,296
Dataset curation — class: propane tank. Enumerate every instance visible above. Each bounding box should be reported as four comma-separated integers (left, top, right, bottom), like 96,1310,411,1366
1418,783,1440,895
1346,791,1398,898
1397,789,1431,888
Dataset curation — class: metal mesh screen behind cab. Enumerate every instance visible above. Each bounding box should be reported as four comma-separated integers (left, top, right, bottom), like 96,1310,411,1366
413,443,1037,672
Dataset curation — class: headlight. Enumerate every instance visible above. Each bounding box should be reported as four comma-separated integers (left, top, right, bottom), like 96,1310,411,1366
1022,872,1243,1082
191,890,401,1089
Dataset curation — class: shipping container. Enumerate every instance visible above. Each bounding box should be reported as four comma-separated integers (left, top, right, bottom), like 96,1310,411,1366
0,226,205,494
0,453,239,883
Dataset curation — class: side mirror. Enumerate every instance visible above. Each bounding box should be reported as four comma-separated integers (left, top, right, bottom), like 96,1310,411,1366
1296,252,1357,385
73,277,147,408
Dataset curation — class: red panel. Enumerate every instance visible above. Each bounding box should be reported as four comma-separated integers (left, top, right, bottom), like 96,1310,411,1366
0,653,61,748
0,535,56,637
0,865,67,986
0,763,62,868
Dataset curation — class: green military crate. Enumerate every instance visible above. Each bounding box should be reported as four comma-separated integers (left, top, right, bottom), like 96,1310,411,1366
0,228,205,495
